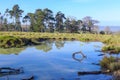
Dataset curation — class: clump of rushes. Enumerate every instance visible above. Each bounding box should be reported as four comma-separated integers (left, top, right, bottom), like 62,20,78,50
100,56,120,71
109,62,120,71
102,45,120,54
103,38,113,44
100,56,116,69
113,70,120,80
0,36,25,48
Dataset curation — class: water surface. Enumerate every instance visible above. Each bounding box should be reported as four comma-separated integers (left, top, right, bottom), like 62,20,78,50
0,40,112,80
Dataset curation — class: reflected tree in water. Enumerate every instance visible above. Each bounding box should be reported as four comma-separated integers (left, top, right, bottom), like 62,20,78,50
35,40,66,52
55,40,65,49
35,40,53,52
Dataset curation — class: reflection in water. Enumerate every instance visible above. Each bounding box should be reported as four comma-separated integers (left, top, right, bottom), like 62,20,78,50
0,41,113,80
0,47,26,55
72,51,86,62
35,40,65,52
55,40,65,49
0,40,66,54
93,45,101,48
0,67,23,77
35,40,53,52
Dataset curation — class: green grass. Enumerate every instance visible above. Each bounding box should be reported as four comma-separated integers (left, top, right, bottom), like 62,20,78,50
0,32,119,41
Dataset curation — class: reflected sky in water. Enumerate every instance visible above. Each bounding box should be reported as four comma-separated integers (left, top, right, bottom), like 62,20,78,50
0,41,112,80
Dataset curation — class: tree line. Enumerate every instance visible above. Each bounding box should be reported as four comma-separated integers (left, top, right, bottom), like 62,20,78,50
0,4,100,33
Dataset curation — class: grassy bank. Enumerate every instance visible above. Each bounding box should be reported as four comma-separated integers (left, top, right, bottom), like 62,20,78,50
0,32,119,41
0,32,120,53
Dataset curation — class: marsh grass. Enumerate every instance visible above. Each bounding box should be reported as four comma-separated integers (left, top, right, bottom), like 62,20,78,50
100,56,120,71
102,45,120,54
0,36,25,48
113,70,120,80
110,62,120,71
0,32,120,53
100,56,116,69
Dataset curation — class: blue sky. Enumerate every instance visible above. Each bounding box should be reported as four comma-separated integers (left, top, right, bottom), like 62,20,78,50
0,0,120,26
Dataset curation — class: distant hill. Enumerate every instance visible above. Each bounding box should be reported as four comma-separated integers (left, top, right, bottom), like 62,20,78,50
99,26,120,32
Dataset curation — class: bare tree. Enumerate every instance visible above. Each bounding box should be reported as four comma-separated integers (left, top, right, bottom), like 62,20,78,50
104,26,111,34
82,16,99,33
